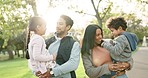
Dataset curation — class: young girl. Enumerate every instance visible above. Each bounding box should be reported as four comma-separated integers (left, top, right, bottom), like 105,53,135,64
27,16,56,78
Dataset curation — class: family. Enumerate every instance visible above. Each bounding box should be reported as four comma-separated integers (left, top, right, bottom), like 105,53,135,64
26,15,138,78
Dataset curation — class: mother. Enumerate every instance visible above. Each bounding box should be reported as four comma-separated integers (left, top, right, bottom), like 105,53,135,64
81,24,133,78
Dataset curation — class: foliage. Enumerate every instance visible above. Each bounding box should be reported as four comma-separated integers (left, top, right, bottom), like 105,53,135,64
0,0,31,47
0,0,32,59
124,14,148,42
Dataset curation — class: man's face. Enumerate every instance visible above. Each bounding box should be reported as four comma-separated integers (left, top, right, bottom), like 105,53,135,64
56,18,68,35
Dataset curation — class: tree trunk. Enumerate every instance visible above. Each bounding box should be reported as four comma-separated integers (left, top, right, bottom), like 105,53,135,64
22,50,25,58
91,0,102,27
96,16,102,27
7,49,14,59
25,0,38,16
17,50,20,57
7,39,14,59
31,0,38,16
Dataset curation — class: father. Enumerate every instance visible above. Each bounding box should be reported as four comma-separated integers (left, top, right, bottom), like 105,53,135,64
42,15,80,78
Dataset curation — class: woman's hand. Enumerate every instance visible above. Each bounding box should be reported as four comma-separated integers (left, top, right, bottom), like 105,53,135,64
108,62,129,77
108,62,130,71
108,63,119,71
118,62,130,71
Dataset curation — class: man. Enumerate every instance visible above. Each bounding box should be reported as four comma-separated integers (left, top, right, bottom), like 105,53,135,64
44,15,80,78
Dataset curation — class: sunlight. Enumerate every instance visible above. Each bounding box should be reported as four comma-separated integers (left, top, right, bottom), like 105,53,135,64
34,0,148,36
43,7,63,35
36,0,66,35
35,0,95,36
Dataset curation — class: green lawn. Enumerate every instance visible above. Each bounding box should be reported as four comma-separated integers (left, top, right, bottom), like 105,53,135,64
0,54,88,78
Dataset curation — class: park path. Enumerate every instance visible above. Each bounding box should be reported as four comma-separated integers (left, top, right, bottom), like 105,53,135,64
127,47,148,78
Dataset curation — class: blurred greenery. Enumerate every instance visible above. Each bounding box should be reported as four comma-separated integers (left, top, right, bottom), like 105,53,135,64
0,57,36,78
0,54,88,78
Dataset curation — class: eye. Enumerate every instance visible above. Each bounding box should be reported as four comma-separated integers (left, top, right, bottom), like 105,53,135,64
59,22,64,25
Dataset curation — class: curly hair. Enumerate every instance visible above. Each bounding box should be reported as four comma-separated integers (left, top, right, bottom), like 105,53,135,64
106,17,127,30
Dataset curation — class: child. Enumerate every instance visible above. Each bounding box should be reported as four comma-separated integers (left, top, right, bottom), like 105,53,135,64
27,16,56,78
101,17,138,78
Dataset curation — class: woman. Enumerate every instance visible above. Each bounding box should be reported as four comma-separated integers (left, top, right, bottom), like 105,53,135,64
81,24,133,78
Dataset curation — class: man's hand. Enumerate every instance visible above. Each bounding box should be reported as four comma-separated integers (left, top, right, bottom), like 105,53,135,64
35,71,42,77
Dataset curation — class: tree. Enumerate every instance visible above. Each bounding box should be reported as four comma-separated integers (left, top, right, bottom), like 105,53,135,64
90,0,113,27
25,0,38,16
0,0,31,59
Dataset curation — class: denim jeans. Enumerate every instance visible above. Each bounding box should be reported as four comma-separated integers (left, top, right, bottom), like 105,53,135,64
100,75,112,78
111,71,128,78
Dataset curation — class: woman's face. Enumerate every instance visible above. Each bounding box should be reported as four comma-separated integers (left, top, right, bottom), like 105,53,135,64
95,29,103,44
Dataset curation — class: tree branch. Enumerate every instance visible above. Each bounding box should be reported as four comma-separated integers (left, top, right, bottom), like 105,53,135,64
102,2,113,19
75,10,95,16
97,0,102,10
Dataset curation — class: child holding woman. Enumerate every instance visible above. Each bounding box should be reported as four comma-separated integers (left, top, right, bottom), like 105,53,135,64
27,16,56,78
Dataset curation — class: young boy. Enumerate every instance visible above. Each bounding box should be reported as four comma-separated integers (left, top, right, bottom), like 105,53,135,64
101,17,138,78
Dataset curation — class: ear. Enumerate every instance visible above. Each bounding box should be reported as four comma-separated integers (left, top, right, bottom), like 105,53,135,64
66,25,71,31
35,25,40,31
37,25,40,28
118,26,122,30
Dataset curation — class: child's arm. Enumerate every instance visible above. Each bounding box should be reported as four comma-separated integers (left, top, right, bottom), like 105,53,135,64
102,35,128,56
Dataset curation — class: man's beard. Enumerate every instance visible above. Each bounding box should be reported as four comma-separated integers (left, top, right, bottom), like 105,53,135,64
56,31,65,37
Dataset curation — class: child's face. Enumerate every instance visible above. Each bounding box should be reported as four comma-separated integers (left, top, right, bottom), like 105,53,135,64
37,24,46,35
110,28,120,37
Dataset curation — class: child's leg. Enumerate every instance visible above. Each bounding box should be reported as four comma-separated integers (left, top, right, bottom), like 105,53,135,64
111,71,117,78
115,74,128,78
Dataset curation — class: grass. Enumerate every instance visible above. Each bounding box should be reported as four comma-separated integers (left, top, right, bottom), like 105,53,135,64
0,54,88,78
0,45,140,78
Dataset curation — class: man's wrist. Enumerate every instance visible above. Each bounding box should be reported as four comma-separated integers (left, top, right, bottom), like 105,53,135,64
50,68,55,77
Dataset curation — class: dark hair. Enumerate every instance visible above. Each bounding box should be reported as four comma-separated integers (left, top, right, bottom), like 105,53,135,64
81,24,103,55
60,15,74,29
106,17,127,30
26,16,46,59
29,17,46,31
